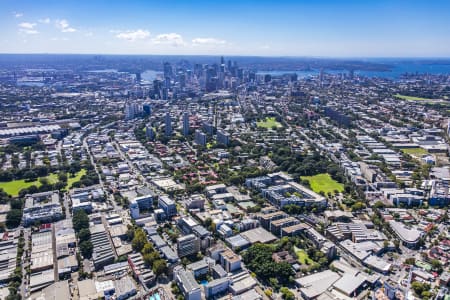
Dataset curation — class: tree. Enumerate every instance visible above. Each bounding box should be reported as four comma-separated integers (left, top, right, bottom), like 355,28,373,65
78,228,91,243
280,287,295,300
142,242,154,255
6,210,22,229
73,210,89,232
430,259,443,273
393,240,400,250
79,240,93,259
143,251,160,267
152,259,167,276
404,257,415,265
132,229,147,252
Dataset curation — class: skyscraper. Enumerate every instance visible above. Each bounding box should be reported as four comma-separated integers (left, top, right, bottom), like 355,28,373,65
163,62,172,79
165,112,172,136
182,112,190,136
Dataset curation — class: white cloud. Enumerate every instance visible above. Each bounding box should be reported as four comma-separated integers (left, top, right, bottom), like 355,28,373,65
115,29,150,41
55,19,77,33
192,37,227,45
39,18,51,24
19,22,36,29
18,22,39,35
14,12,23,18
85,32,94,37
152,33,185,47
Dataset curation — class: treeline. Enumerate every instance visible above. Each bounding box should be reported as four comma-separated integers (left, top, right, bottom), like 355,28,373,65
271,146,345,183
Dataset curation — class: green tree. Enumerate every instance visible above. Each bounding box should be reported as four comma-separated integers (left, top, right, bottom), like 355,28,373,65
132,229,147,252
143,251,160,267
6,209,22,229
280,287,295,300
152,259,168,276
78,228,91,243
142,242,154,255
79,240,93,259
73,210,89,232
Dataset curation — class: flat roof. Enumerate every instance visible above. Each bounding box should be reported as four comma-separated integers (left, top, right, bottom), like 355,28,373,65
296,270,341,299
240,227,277,244
389,221,422,243
332,273,367,295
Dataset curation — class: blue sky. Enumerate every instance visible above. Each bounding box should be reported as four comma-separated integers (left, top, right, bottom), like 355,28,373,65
1,0,450,57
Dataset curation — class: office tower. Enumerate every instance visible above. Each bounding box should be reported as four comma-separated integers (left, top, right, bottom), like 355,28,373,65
194,130,207,147
182,112,190,136
177,234,200,257
135,72,141,83
158,195,177,217
165,112,172,136
163,62,172,78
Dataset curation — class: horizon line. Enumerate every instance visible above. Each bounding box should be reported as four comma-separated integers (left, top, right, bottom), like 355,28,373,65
1,52,450,60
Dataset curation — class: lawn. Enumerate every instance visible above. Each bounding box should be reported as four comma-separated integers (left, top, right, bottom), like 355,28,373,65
300,173,344,194
0,169,86,196
256,117,282,129
400,148,428,156
67,169,87,189
394,94,434,101
294,246,319,267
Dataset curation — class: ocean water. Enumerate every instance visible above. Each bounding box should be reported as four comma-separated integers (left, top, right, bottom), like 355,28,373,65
257,61,450,79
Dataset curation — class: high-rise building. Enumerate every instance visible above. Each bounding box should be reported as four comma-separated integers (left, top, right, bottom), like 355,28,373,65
142,103,151,116
163,62,172,78
216,130,230,146
153,79,162,99
146,125,156,141
177,234,200,258
194,130,207,147
182,112,190,136
125,102,139,120
165,112,172,136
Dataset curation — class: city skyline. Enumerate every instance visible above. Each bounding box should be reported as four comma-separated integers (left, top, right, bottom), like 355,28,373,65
1,0,450,57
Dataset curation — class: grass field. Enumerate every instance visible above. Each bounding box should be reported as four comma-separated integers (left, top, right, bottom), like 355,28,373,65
294,246,318,267
300,173,344,194
0,179,43,196
0,169,86,196
400,148,428,156
67,169,87,189
394,94,434,101
256,117,282,129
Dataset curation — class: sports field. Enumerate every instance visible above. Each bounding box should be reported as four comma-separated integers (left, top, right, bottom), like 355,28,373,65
256,117,282,129
301,173,344,194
